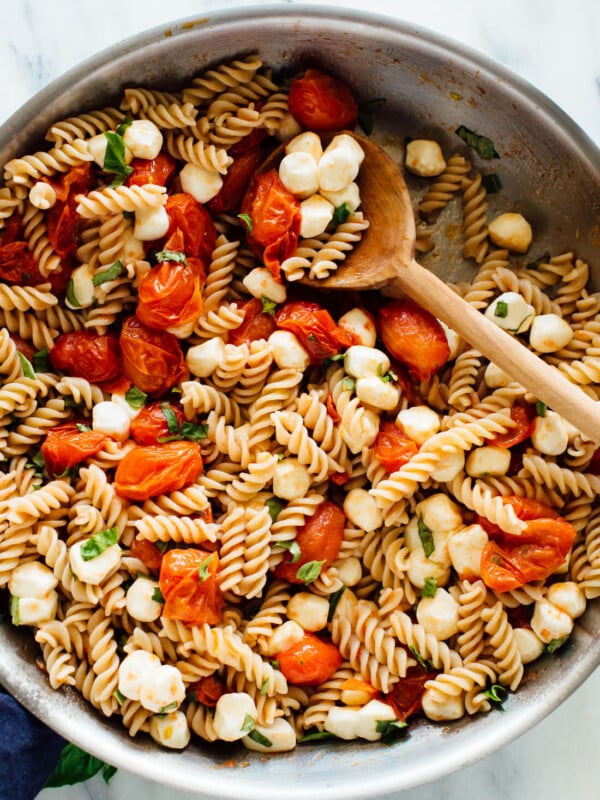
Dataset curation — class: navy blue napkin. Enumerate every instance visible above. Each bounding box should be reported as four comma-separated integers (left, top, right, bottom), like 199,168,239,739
0,688,64,800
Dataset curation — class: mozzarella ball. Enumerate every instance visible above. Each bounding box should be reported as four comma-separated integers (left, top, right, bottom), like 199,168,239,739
341,408,380,453
186,336,226,379
67,263,95,309
343,488,383,532
546,582,586,619
286,592,329,632
329,587,358,622
69,540,121,586
345,345,390,379
416,587,460,640
134,204,170,241
279,151,319,199
324,705,360,740
8,561,58,599
333,557,362,587
484,292,535,334
275,112,303,142
355,375,400,411
396,405,441,445
285,131,323,162
407,547,451,589
337,308,376,347
318,136,364,193
430,449,466,483
213,692,257,742
355,700,398,741
126,577,163,622
123,119,163,160
242,717,297,753
12,592,59,626
272,458,311,501
111,392,142,421
118,650,162,701
529,314,573,353
266,620,305,656
87,133,112,167
447,524,489,580
484,361,514,389
92,400,131,442
513,627,545,664
242,267,287,304
268,330,311,371
416,494,464,535
530,598,574,644
320,181,361,213
488,212,533,253
139,664,186,713
179,162,223,203
465,446,511,478
422,690,465,721
29,181,56,210
149,710,191,750
299,194,335,237
531,411,569,456
438,321,462,361
405,139,447,177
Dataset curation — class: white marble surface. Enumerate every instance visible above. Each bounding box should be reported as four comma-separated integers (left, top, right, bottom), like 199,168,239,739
1,1,599,799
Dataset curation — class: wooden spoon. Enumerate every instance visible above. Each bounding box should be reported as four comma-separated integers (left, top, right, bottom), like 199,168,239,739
256,133,600,443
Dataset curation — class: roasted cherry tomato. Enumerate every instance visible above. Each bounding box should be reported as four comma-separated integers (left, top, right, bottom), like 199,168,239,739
127,153,176,188
378,298,450,382
0,241,40,285
113,441,203,500
50,331,122,383
9,334,36,361
276,632,343,686
136,254,204,332
119,315,188,396
228,297,277,346
588,447,600,475
288,69,358,131
374,421,419,474
187,674,224,707
384,664,434,722
41,422,107,477
46,164,91,261
479,496,576,592
275,499,345,584
208,146,266,214
241,169,301,278
129,536,164,573
164,193,216,267
159,548,223,626
130,401,185,446
490,402,536,449
275,300,354,362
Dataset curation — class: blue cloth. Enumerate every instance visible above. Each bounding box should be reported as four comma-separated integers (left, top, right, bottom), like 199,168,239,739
0,688,64,800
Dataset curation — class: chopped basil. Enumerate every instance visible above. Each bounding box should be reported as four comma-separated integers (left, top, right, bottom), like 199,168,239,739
93,260,124,286
9,595,20,626
379,366,398,383
65,279,81,308
296,559,325,585
75,423,92,433
266,497,286,523
417,515,435,558
536,399,547,417
323,352,347,368
526,252,551,271
483,683,508,705
18,352,36,379
259,679,270,696
481,173,502,194
155,540,169,553
422,577,437,598
375,718,408,744
125,386,147,409
270,660,280,670
155,249,188,265
261,295,277,316
45,742,117,788
28,449,45,473
247,729,272,747
33,347,50,373
546,635,570,654
409,645,433,672
455,125,499,159
158,701,179,714
114,689,126,704
116,117,132,136
198,553,217,582
80,527,118,561
358,97,386,135
494,300,509,318
160,403,181,434
238,213,253,232
298,730,339,743
103,130,133,181
274,539,302,564
179,421,208,441
240,713,256,734
157,406,208,442
341,376,355,392
327,586,346,622
330,202,351,229
152,587,165,604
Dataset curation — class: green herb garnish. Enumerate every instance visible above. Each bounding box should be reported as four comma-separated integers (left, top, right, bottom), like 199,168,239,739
296,559,325,585
274,539,302,563
247,729,272,747
482,683,508,706
33,347,50,373
341,376,355,392
155,250,188,265
238,213,253,232
375,718,408,744
481,173,502,193
358,97,386,135
417,515,435,558
422,577,438,598
18,352,36,379
265,497,286,523
93,260,124,286
152,587,165,604
161,403,181,434
259,679,270,696
240,713,256,734
536,399,547,417
409,645,433,672
494,300,509,318
45,742,117,788
327,586,346,622
455,125,499,159
546,635,569,654
114,689,126,704
65,279,81,308
298,730,340,743
526,252,551,271
330,202,351,229
75,423,92,433
125,386,147,409
80,527,118,561
116,117,132,136
103,130,133,181
9,596,20,626
261,295,277,316
198,553,217,582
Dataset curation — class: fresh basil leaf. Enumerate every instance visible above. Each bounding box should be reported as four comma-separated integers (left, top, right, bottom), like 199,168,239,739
102,764,117,784
482,683,508,705
80,527,118,561
296,559,325,585
409,645,433,672
93,260,124,286
455,124,499,159
75,423,92,433
266,497,286,523
327,586,346,622
536,399,547,417
198,553,217,582
417,515,435,558
125,386,147,409
422,577,437,598
341,376,355,392
103,131,133,181
240,713,256,734
179,421,209,441
155,249,188,265
358,97,386,135
247,729,272,747
259,678,270,696
546,635,570,654
33,346,50,373
270,659,280,670
45,742,116,788
18,352,36,379
379,367,398,383
27,449,46,478
526,252,551,271
114,689,126,704
494,300,509,318
152,587,165,604
238,213,253,232
261,295,277,316
274,539,301,563
116,117,132,136
158,701,179,714
9,596,20,626
375,718,408,744
66,279,81,308
481,173,502,193
330,202,351,229
160,403,181,434
298,730,340,743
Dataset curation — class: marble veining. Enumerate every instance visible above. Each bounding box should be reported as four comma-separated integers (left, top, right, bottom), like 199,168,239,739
1,1,599,799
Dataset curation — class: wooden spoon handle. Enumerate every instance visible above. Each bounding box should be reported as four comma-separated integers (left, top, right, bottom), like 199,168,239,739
396,258,600,443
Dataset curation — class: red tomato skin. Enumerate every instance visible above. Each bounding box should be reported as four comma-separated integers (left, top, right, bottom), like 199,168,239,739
164,193,216,267
276,633,343,686
275,300,354,362
275,500,345,584
119,315,188,396
288,69,358,132
113,441,203,500
129,536,164,572
384,665,433,722
159,548,223,626
46,164,91,261
9,334,36,361
378,298,450,382
130,402,185,446
228,297,277,346
127,153,176,187
0,241,40,285
136,260,203,331
41,422,107,477
188,674,224,707
490,403,536,449
50,331,122,383
374,421,419,473
208,146,266,214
